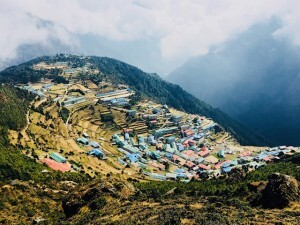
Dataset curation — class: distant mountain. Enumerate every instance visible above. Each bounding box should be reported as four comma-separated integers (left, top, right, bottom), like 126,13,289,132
0,54,268,146
168,20,300,146
0,42,74,72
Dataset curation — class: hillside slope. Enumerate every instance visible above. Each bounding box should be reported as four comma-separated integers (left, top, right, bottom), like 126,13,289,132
0,54,268,146
0,71,299,225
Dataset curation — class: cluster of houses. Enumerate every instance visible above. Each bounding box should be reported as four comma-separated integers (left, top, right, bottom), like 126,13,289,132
18,83,55,98
33,60,99,76
77,132,107,160
96,88,135,106
111,103,300,181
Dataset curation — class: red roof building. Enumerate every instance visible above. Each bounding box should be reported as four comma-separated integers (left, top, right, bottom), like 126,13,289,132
198,164,211,170
184,129,195,137
41,158,71,172
184,161,196,169
215,160,231,169
188,140,196,145
181,150,196,157
239,151,252,157
263,156,273,162
198,149,210,157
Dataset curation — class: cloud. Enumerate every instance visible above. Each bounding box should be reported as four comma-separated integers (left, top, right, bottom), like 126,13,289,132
0,0,300,72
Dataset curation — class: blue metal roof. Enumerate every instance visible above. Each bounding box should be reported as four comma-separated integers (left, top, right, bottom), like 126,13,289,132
77,137,89,144
221,162,232,168
88,149,104,156
174,168,185,174
127,153,140,163
90,141,100,148
222,167,232,173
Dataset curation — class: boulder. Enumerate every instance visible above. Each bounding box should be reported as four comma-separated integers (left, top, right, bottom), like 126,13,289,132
260,173,300,209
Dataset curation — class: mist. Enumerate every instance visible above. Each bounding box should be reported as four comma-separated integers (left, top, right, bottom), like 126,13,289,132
168,18,300,145
2,0,300,75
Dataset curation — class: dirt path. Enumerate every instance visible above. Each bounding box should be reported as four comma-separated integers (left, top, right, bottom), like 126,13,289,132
20,99,36,140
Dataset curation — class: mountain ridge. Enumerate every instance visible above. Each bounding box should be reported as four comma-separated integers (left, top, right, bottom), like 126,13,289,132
0,54,269,146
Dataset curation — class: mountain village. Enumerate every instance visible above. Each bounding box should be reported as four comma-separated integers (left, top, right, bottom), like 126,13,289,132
10,60,300,182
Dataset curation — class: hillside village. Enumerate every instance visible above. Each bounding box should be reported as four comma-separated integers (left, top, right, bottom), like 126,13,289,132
10,59,300,182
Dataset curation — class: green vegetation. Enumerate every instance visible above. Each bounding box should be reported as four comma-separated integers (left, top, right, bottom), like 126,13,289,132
0,147,90,184
60,107,70,123
0,85,91,185
52,75,69,84
0,85,33,131
134,154,300,200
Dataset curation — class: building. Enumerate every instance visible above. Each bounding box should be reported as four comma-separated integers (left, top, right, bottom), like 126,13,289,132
127,153,140,163
41,158,71,172
50,152,67,163
198,164,211,171
77,137,89,145
127,110,137,117
153,127,178,138
218,150,225,158
87,149,105,159
150,173,166,181
90,141,100,148
63,96,86,106
111,98,128,106
205,155,219,164
166,136,176,144
152,108,161,114
172,115,183,123
83,132,89,138
166,173,177,180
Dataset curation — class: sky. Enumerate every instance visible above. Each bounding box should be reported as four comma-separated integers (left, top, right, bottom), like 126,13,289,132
1,0,300,75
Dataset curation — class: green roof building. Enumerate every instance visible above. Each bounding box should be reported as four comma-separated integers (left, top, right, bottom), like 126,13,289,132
50,152,67,163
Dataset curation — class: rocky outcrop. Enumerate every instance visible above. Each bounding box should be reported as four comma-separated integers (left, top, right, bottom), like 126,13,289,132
260,173,300,209
62,178,133,218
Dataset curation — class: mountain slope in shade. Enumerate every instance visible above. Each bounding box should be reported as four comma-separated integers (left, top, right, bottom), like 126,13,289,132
168,19,300,146
0,54,268,146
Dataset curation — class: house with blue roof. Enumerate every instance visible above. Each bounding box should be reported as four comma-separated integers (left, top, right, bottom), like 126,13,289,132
127,153,140,163
124,133,130,140
177,143,184,151
83,132,89,138
90,141,100,148
111,98,128,106
118,158,127,166
150,173,166,180
174,168,185,174
87,149,105,159
166,136,176,144
218,150,225,158
150,151,161,160
77,137,89,145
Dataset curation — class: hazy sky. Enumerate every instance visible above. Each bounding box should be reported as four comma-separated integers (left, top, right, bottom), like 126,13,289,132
1,0,300,74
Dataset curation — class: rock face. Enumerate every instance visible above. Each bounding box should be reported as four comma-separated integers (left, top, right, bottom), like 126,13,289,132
62,186,103,217
62,178,133,218
260,173,300,209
